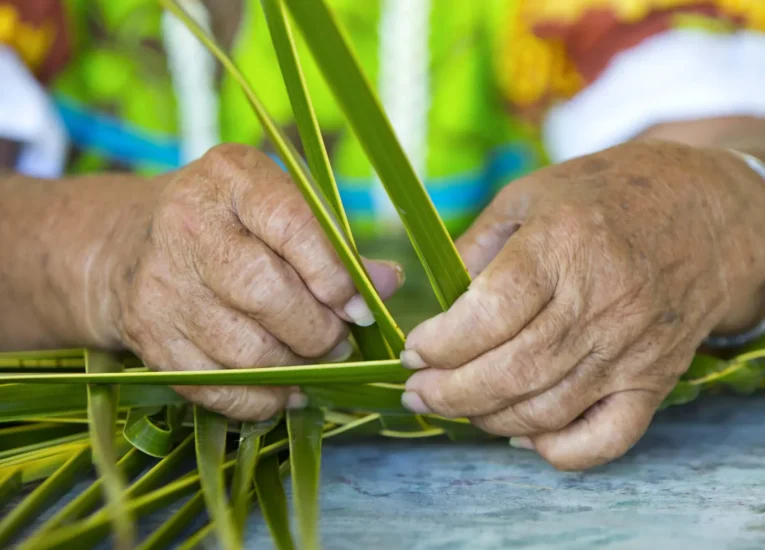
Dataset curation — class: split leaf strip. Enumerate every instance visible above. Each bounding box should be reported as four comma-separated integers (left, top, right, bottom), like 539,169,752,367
0,445,91,548
0,359,409,386
137,490,206,550
33,449,149,536
231,417,279,534
256,454,295,550
288,408,325,550
85,350,133,549
283,0,472,310
194,407,241,550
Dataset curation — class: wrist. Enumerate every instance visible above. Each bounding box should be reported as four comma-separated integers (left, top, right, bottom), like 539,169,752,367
103,177,166,349
708,148,765,338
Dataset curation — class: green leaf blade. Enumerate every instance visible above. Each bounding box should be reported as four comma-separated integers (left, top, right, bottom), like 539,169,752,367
0,359,409,386
85,350,133,549
255,455,295,550
283,0,471,310
0,445,91,548
194,407,241,550
231,418,278,534
288,407,324,550
0,469,22,510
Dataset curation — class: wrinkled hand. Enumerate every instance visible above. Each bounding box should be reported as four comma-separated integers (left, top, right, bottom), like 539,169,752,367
401,141,765,470
109,144,402,420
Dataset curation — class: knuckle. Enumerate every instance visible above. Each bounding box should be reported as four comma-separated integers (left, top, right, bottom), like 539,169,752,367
297,319,347,358
422,385,457,417
212,327,271,369
512,400,567,433
201,143,265,174
307,262,355,308
245,254,288,314
493,349,549,399
263,193,315,249
471,415,507,436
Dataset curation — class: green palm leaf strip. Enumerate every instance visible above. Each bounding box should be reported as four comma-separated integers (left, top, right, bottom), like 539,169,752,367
126,432,195,498
6,447,84,483
27,465,215,550
194,407,241,550
26,435,199,550
123,404,188,457
0,444,91,547
159,0,405,353
85,350,133,549
0,348,85,370
231,417,279,534
0,382,183,421
138,490,206,550
0,422,85,453
260,0,395,360
33,448,149,536
283,0,471,310
0,469,22,509
0,359,408,386
288,407,325,550
0,432,90,460
260,0,347,234
256,452,295,550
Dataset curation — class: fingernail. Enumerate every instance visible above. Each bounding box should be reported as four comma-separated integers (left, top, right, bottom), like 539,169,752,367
323,339,353,363
286,392,309,410
363,259,406,298
344,295,375,327
400,350,428,370
401,391,432,414
385,260,406,286
509,436,535,451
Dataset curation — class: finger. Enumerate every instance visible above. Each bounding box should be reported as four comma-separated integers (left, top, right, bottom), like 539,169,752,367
153,337,296,421
197,228,347,358
521,390,662,471
176,301,308,369
455,181,538,277
402,295,589,417
470,353,607,437
403,222,557,370
225,149,403,322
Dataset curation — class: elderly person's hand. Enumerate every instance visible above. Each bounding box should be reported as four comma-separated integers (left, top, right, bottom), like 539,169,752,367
109,144,402,419
401,141,765,470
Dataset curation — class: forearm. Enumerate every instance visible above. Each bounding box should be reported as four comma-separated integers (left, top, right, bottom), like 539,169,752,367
640,117,765,335
0,172,157,350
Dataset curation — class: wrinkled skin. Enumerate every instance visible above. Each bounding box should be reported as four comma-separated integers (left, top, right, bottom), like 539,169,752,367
402,141,765,470
108,144,403,419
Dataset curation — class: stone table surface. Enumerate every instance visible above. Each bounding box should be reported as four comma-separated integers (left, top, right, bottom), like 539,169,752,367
241,395,765,550
10,395,765,549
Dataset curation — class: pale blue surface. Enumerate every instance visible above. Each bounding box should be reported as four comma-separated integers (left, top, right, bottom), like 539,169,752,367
244,395,765,550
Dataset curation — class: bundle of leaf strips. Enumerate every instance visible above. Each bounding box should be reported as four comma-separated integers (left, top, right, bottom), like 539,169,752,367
1,0,764,548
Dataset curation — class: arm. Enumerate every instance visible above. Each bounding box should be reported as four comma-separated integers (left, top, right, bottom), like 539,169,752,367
639,116,765,336
0,171,155,350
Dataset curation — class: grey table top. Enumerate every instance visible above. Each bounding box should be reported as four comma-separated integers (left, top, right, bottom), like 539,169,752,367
242,395,765,550
11,395,765,550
